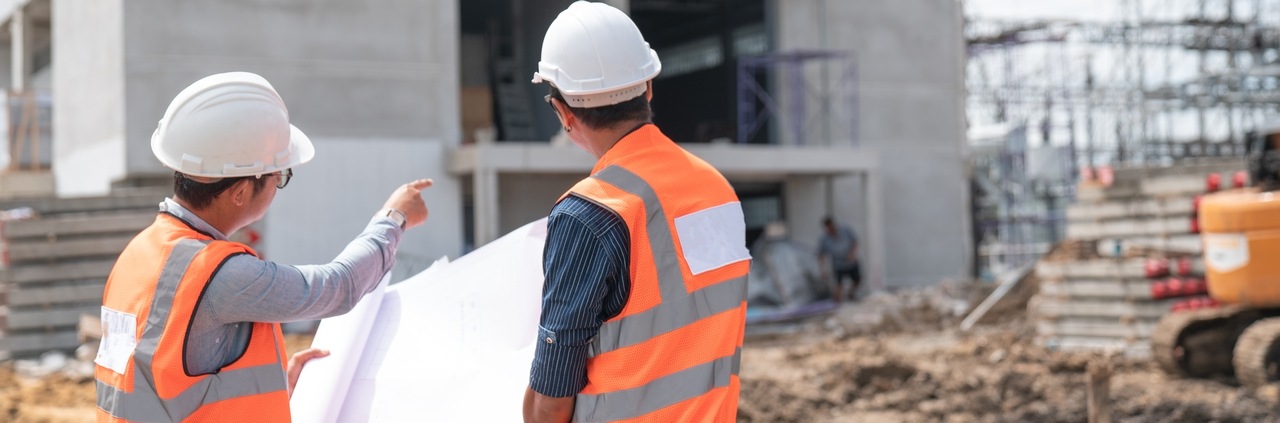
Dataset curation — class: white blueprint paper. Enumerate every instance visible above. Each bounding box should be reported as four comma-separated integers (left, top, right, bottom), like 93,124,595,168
290,219,548,422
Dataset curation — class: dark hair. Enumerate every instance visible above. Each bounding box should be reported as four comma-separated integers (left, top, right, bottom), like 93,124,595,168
549,86,653,130
173,172,268,210
822,216,835,226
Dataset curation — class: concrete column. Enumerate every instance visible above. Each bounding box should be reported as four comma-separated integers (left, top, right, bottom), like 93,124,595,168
600,0,628,13
10,4,28,91
474,168,500,246
863,168,886,291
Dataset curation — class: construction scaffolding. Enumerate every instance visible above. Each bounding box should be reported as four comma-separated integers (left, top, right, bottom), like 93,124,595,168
965,0,1280,278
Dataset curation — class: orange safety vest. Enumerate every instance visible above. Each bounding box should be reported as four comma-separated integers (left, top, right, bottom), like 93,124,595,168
560,124,751,422
94,213,291,422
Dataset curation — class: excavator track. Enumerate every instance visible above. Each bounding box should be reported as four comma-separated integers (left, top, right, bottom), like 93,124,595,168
1233,317,1280,388
1152,306,1249,378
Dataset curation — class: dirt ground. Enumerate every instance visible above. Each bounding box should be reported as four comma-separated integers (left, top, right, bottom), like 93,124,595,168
3,281,1277,422
737,281,1280,423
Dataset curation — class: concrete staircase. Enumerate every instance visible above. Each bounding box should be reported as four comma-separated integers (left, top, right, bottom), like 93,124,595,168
0,187,168,359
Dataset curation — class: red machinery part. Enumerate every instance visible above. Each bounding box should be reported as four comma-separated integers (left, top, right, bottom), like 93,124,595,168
1206,173,1222,192
1176,257,1194,276
1146,258,1170,278
1233,170,1248,188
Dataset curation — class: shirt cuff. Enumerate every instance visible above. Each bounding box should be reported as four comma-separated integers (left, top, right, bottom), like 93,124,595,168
528,330,590,397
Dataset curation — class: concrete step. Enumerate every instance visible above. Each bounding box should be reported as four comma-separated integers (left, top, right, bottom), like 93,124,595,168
1036,257,1204,280
7,234,134,263
1108,160,1244,184
0,330,79,357
1039,279,1155,301
1036,318,1157,339
1065,196,1196,222
5,305,99,331
1039,335,1153,358
5,282,104,307
0,188,165,216
3,259,116,285
1076,184,1140,203
1029,295,1173,320
4,211,153,240
1066,216,1194,240
1096,235,1202,257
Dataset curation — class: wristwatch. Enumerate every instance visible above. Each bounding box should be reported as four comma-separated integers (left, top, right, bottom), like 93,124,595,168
382,208,407,230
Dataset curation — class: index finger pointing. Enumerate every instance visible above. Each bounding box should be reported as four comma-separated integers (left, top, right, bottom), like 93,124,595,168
408,178,434,190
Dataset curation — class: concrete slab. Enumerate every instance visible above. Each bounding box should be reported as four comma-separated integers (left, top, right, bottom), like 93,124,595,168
1065,196,1196,222
0,330,78,357
4,211,153,240
1036,319,1157,339
1095,235,1203,257
1065,216,1194,240
1030,295,1173,319
3,259,115,284
1039,279,1155,301
7,234,133,263
1040,335,1153,358
6,282,104,307
1036,258,1148,280
5,305,98,331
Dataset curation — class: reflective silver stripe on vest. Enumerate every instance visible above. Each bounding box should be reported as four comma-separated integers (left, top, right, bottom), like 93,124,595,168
573,348,742,423
593,165,688,301
97,239,286,421
594,275,747,355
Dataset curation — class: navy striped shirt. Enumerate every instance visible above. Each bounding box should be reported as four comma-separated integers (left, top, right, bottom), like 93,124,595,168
529,195,631,397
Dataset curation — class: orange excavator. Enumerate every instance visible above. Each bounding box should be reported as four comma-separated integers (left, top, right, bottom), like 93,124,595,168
1153,119,1280,387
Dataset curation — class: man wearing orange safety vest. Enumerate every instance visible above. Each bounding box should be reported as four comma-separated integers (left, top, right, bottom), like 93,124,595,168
94,72,434,422
523,2,752,422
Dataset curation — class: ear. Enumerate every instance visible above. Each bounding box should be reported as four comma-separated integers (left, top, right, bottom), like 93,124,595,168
229,179,254,207
645,80,653,102
552,99,575,131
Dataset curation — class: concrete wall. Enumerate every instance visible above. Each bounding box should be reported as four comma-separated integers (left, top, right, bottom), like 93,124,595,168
264,138,463,267
497,173,583,233
52,0,126,196
52,0,465,259
775,0,971,287
120,0,460,179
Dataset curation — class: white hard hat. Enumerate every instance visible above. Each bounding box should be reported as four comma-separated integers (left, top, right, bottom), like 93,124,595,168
532,1,661,108
151,72,314,179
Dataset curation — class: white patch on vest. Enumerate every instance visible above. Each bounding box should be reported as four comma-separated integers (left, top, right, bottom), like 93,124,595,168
674,202,752,275
95,306,138,375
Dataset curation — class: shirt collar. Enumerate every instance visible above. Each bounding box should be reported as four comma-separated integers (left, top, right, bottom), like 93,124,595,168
159,198,229,241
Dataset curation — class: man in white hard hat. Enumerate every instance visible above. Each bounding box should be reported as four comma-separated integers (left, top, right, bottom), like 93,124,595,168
94,71,433,422
524,3,751,422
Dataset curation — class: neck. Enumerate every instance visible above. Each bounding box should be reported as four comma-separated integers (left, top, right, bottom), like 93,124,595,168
581,120,648,159
174,197,242,237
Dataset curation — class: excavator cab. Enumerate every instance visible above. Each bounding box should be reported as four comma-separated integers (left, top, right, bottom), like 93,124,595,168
1246,120,1280,191
1153,118,1280,388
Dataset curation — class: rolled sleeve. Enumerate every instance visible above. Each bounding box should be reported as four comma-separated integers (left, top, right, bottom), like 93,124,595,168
528,196,629,398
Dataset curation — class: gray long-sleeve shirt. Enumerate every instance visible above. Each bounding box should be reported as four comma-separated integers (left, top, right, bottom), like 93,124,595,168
158,198,402,375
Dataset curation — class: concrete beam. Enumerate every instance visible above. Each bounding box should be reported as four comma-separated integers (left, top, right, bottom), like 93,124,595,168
451,143,880,176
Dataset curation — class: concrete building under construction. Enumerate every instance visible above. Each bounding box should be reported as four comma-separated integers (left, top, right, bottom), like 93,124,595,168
0,0,971,289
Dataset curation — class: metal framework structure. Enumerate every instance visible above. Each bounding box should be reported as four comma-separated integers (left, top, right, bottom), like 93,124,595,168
965,0,1280,277
736,50,859,146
